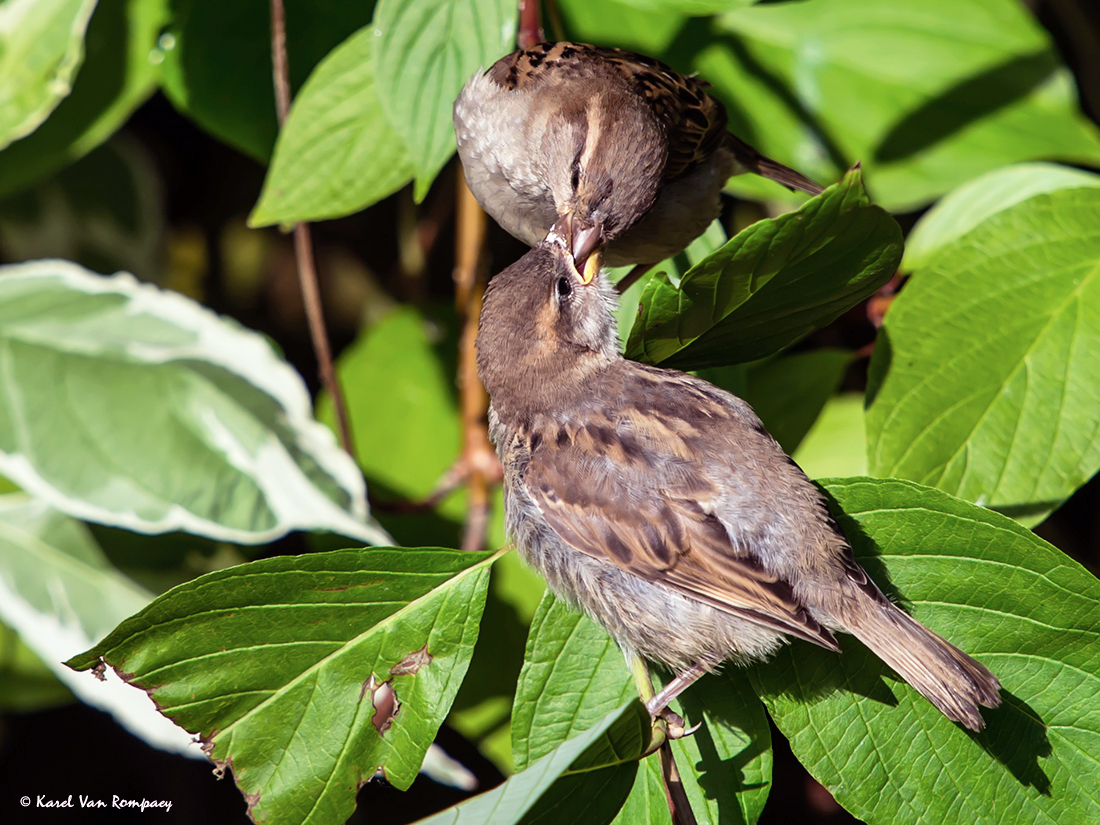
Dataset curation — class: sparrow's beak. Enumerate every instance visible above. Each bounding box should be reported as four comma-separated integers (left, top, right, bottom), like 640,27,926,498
550,214,604,284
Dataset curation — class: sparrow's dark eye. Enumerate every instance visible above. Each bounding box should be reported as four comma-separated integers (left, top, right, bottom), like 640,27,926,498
556,275,572,298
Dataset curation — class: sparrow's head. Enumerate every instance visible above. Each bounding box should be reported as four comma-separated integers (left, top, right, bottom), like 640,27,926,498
477,236,620,418
543,90,667,274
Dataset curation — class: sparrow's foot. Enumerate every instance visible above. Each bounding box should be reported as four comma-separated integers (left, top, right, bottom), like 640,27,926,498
651,706,702,740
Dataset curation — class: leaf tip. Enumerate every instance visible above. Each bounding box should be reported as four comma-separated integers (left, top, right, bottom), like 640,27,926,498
246,202,273,229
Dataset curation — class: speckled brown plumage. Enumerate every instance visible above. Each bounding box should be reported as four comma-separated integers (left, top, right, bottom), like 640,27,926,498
486,42,726,184
476,236,1002,731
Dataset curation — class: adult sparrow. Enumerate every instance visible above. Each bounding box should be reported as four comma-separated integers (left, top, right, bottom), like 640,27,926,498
475,235,1001,731
454,42,824,273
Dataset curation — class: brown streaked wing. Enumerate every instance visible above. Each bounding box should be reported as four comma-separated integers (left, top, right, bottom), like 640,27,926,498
524,431,840,651
598,47,728,183
486,42,604,91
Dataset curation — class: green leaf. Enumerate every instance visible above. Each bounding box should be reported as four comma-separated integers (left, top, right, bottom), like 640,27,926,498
509,593,642,823
373,0,516,200
0,494,151,646
614,269,651,347
625,167,901,369
417,700,649,825
701,348,852,454
611,758,672,825
318,306,464,548
249,26,414,227
614,219,728,346
0,0,169,199
514,592,773,825
67,547,498,822
701,0,1100,211
751,477,1100,825
670,670,772,825
449,551,545,774
791,393,867,480
512,592,637,772
0,260,387,545
866,185,1100,524
0,495,196,751
0,0,97,151
161,0,375,161
903,163,1100,271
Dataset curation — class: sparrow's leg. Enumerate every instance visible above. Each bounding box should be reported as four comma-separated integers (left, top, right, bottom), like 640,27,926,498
645,662,709,720
625,654,701,823
626,652,703,740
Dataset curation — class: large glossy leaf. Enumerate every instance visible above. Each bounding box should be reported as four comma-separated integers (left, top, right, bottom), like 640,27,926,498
0,0,169,198
903,163,1100,271
513,594,644,824
249,26,413,227
416,701,650,825
0,260,387,545
792,393,867,480
750,477,1100,824
614,218,728,346
624,168,901,369
0,0,97,151
669,670,772,825
373,0,516,200
866,184,1100,524
514,592,773,825
700,0,1100,212
68,547,498,823
511,594,642,825
0,494,199,753
161,0,375,161
512,593,637,772
610,757,672,825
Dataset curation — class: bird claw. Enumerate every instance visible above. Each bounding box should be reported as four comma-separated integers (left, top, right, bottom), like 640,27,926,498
652,707,701,740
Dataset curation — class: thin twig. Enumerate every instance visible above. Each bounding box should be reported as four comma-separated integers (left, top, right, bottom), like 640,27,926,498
269,0,291,123
454,169,503,552
269,0,354,455
660,742,699,825
518,0,543,49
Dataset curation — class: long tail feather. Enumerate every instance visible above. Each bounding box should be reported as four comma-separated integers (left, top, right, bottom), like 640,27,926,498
850,599,1001,731
727,134,825,196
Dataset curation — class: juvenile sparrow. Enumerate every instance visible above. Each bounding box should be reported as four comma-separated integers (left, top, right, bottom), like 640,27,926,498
454,42,824,272
475,235,1001,731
